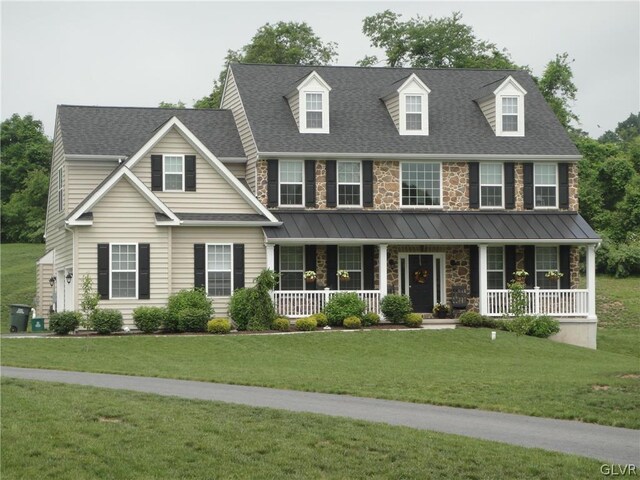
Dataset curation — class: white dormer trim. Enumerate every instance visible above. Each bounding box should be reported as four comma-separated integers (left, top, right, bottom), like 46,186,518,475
293,71,331,134
397,74,431,136
494,76,527,137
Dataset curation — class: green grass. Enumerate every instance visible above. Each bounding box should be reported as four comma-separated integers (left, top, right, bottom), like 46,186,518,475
1,378,602,479
3,329,639,428
595,275,640,357
0,243,45,333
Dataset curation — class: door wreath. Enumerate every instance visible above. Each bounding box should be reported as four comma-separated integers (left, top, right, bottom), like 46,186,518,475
413,268,429,284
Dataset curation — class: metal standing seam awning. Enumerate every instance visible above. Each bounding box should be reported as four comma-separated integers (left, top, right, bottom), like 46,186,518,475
263,211,600,245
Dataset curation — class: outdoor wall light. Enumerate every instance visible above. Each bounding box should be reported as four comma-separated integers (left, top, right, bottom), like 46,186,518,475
49,276,56,287
65,272,73,284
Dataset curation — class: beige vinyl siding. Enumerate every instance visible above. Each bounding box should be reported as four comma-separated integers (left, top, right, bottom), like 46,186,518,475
76,177,170,324
171,226,266,316
288,92,300,128
67,161,117,210
384,95,400,130
221,67,259,192
478,97,497,132
35,261,54,325
131,127,255,214
223,162,247,179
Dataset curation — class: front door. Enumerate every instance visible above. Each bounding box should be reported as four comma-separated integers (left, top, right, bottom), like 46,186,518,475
408,254,434,313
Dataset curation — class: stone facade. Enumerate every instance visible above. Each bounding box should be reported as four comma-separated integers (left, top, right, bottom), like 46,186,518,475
568,163,579,211
442,163,470,210
373,161,400,209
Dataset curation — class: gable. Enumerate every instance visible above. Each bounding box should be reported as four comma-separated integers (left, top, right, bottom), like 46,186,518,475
91,175,159,223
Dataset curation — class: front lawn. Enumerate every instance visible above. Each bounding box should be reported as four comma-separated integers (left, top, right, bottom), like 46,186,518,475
595,275,640,358
1,378,601,479
3,329,638,428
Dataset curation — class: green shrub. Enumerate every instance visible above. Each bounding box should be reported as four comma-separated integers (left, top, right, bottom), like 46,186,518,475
527,316,561,338
166,288,213,332
458,311,497,328
296,317,317,331
324,292,366,326
49,311,81,335
228,270,278,331
492,319,507,331
380,294,413,324
362,312,380,327
91,309,123,335
310,312,328,328
228,288,254,331
343,316,362,329
272,317,290,331
133,307,166,333
177,308,209,332
404,313,423,328
207,318,231,334
504,316,533,336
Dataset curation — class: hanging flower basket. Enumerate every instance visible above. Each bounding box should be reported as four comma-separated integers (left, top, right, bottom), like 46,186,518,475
513,270,529,284
337,270,350,282
413,267,429,284
545,270,564,281
303,271,317,283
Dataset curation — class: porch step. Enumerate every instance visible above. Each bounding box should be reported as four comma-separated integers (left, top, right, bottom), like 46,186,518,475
420,313,459,325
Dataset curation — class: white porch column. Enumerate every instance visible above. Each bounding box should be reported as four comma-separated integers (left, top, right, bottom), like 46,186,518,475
265,243,275,271
378,244,388,297
478,244,488,315
586,243,597,320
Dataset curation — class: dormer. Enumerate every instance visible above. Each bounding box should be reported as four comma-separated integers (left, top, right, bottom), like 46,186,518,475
286,71,331,134
383,73,431,136
476,75,527,137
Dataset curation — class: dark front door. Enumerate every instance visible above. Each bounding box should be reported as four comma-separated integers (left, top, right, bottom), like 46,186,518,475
408,254,434,313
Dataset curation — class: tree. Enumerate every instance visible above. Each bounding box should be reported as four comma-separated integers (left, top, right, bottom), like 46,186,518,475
193,22,338,109
1,167,49,243
537,53,579,130
361,11,520,69
158,101,186,109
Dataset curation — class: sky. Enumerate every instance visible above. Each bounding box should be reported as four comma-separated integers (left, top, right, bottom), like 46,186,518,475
1,1,638,139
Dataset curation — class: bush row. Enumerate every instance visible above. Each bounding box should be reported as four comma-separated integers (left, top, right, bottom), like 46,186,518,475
459,311,560,338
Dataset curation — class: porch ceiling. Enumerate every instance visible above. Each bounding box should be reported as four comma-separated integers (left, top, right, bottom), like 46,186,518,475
263,211,600,244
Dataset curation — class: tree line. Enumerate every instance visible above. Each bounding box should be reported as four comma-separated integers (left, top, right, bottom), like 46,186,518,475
1,11,638,275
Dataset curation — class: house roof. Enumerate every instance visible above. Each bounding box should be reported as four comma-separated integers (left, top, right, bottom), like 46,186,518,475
230,64,579,157
57,105,246,158
263,211,599,244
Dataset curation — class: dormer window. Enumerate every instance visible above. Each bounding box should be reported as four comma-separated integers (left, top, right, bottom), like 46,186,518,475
305,93,323,129
501,97,518,132
286,70,331,134
390,73,430,136
405,95,423,130
493,76,527,137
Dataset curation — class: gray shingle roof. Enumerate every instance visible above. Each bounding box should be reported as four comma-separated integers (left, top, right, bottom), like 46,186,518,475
263,211,599,242
230,64,579,156
175,213,269,222
57,105,246,158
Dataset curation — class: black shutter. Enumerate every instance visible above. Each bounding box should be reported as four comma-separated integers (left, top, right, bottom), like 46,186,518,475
138,244,150,300
274,245,280,289
326,245,337,289
233,244,245,290
326,160,337,208
267,159,279,208
305,245,317,290
97,243,109,300
363,245,375,289
151,155,163,191
194,244,206,289
505,245,517,286
524,246,535,288
558,163,569,210
185,155,196,191
504,163,515,209
305,160,316,208
363,160,374,207
469,245,479,297
523,163,534,210
469,162,479,209
559,246,571,289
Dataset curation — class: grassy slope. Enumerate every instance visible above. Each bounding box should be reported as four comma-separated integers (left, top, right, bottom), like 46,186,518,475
3,329,638,428
1,378,601,479
0,243,45,333
596,275,640,357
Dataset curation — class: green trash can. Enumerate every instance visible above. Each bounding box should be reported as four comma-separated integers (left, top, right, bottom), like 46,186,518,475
31,317,45,332
9,304,31,333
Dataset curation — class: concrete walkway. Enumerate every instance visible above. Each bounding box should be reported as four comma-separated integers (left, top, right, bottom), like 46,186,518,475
3,366,638,465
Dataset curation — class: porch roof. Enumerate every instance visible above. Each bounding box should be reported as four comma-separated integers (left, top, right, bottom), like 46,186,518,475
263,211,600,244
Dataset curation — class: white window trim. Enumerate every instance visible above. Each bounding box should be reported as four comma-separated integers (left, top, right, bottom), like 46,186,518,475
486,246,505,289
399,93,429,136
337,160,363,208
57,167,63,213
337,246,363,291
534,163,559,210
162,154,185,192
279,245,306,291
535,246,560,289
109,243,138,300
300,90,330,134
206,243,233,298
278,160,305,207
480,163,505,209
496,94,525,137
399,161,443,209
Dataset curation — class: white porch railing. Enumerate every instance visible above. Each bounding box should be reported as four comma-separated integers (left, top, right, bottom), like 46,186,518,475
485,288,589,317
272,290,381,318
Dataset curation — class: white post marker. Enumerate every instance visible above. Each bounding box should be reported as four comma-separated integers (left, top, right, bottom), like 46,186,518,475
491,331,497,341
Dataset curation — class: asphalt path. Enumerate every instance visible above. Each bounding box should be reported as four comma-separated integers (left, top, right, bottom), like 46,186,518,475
3,366,638,465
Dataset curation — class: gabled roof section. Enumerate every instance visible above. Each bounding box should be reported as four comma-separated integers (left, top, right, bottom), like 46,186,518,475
295,70,332,93
493,75,527,97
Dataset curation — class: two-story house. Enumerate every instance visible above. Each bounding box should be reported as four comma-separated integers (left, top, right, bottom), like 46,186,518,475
36,63,600,347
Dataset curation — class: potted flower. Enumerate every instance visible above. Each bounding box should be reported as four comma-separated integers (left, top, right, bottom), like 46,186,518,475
432,302,451,319
513,270,529,284
545,270,564,281
337,270,350,282
303,270,317,284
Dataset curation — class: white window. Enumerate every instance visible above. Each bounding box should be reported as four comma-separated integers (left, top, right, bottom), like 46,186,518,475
111,244,137,298
57,167,63,213
280,246,304,290
487,246,504,289
501,97,518,132
534,164,557,208
338,246,362,290
337,161,361,206
397,74,430,135
401,162,441,207
207,244,232,296
163,155,184,191
480,163,503,208
305,93,323,129
405,95,422,130
279,161,304,206
535,246,559,289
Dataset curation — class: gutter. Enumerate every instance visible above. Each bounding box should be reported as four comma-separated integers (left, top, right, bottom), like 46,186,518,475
257,152,582,162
